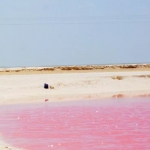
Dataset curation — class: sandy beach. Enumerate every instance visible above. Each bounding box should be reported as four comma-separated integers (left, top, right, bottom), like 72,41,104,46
0,64,150,149
0,64,150,105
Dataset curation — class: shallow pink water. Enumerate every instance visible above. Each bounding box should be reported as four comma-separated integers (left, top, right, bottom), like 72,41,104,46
0,98,150,150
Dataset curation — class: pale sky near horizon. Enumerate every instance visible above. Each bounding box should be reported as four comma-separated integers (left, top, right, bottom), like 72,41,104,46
0,0,150,67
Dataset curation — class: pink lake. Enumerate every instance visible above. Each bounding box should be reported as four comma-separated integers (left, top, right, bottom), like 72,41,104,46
0,98,150,150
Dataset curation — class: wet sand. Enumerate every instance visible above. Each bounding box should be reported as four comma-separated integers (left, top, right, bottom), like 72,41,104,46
0,64,150,149
0,142,17,150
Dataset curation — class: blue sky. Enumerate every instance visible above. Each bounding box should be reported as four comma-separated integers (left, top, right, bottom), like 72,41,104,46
0,0,150,67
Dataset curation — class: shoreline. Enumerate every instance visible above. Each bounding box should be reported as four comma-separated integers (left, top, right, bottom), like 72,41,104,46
0,70,150,105
0,65,150,149
0,140,18,150
1,91,150,107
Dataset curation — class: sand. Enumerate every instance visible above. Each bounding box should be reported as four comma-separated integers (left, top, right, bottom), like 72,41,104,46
0,139,18,150
0,64,150,75
0,65,150,105
0,64,150,149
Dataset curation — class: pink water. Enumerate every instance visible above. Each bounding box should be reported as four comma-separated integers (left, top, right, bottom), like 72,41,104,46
0,98,150,150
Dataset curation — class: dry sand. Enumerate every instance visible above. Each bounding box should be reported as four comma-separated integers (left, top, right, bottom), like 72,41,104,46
0,64,150,149
0,64,150,75
0,64,150,105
